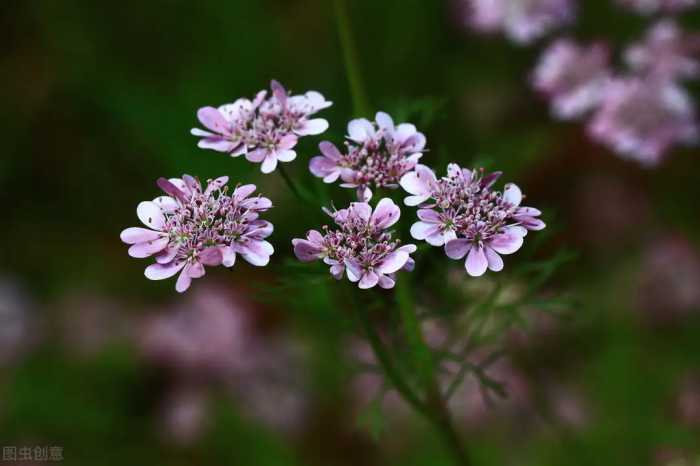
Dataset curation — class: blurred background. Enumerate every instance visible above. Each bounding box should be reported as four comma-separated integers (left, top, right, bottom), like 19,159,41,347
2,0,700,464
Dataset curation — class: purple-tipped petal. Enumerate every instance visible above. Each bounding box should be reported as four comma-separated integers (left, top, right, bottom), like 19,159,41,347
157,178,188,203
175,265,193,293
490,231,524,255
128,237,170,258
293,239,324,262
485,247,504,272
377,251,410,274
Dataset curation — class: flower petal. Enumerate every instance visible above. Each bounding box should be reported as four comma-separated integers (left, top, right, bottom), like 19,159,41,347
445,239,471,260
292,239,324,262
261,155,278,174
503,183,523,206
485,247,504,272
410,221,440,241
376,251,409,274
128,237,169,258
370,198,401,229
120,227,163,245
348,118,375,142
378,274,396,289
359,271,379,289
175,265,193,293
144,261,185,280
197,107,230,134
490,231,524,255
296,118,329,136
276,149,296,162
465,246,488,277
199,247,223,266
137,201,166,230
319,141,342,161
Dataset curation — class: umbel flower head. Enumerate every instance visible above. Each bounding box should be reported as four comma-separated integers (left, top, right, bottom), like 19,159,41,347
120,175,274,292
292,198,416,289
400,164,545,277
532,39,611,120
588,77,698,166
309,112,426,201
464,0,576,45
625,20,700,81
191,80,332,174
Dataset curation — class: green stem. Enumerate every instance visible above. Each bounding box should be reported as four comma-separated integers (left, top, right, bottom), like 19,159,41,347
277,164,309,205
332,0,370,116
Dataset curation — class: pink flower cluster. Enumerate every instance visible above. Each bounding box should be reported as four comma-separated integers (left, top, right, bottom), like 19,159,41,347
309,112,426,201
192,80,332,173
292,199,416,289
120,175,274,292
532,19,699,165
463,0,576,45
400,164,545,276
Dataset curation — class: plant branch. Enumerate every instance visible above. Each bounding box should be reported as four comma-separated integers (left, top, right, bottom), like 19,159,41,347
332,0,370,116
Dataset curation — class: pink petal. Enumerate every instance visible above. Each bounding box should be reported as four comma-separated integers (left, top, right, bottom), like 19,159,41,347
465,246,488,277
153,196,179,213
260,155,278,174
128,237,169,258
350,202,372,222
490,231,524,255
278,134,298,150
330,263,345,279
137,201,165,230
378,274,396,289
344,259,362,282
399,164,435,196
293,239,324,262
197,107,230,134
175,265,192,293
204,176,229,195
144,261,185,280
276,150,296,162
188,261,206,278
370,198,400,229
503,183,523,206
445,239,471,260
417,208,440,223
157,178,188,203
348,118,375,142
296,118,329,136
233,184,257,201
375,112,395,132
239,196,272,210
198,138,238,152
220,246,236,267
240,240,273,266
307,229,324,245
485,247,504,272
410,221,440,241
245,148,268,163
199,247,223,266
377,251,409,274
359,271,379,289
319,141,342,161
156,246,178,264
120,227,163,245
271,80,287,107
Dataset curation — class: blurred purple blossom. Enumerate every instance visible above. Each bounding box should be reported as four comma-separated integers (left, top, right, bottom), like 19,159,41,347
588,78,698,165
293,198,416,289
532,39,612,119
625,20,700,81
310,112,426,201
0,278,38,367
120,175,274,293
400,163,544,277
636,234,700,322
463,0,576,45
192,80,332,173
616,0,697,15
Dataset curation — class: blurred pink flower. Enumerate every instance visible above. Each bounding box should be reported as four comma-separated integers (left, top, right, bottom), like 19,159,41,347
293,198,416,289
532,39,611,119
636,234,700,321
617,0,697,15
401,163,544,277
192,80,332,173
309,112,426,201
159,385,209,445
120,175,273,293
0,278,37,367
588,78,698,166
625,20,700,81
463,0,575,45
675,374,700,427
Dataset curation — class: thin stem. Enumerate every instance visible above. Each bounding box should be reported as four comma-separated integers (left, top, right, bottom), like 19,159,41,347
277,164,310,205
332,0,370,117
